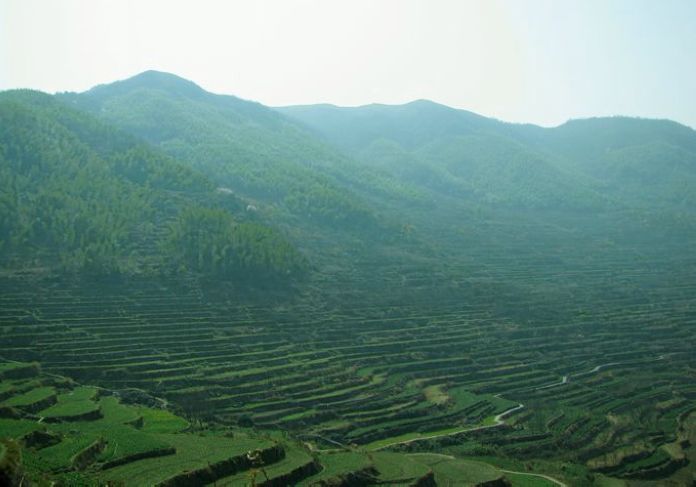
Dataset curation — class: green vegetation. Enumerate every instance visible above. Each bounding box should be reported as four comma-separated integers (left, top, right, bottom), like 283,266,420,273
2,386,55,409
0,419,42,439
297,451,372,485
131,406,189,434
0,89,305,288
370,451,433,483
100,433,266,485
409,453,506,485
2,71,696,485
39,386,99,419
280,99,696,210
163,206,306,281
505,472,561,486
59,71,381,230
1,365,525,486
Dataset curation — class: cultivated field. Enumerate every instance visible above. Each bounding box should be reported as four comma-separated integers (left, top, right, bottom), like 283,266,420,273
2,212,695,484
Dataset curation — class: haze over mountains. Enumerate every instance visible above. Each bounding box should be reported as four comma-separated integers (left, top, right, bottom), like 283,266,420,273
2,69,695,293
1,70,695,292
279,96,696,209
66,70,696,213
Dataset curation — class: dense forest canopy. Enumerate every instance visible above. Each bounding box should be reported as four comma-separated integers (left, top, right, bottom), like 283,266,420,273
4,72,696,284
0,88,306,285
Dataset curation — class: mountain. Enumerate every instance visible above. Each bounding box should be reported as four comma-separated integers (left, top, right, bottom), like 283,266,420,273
58,71,382,231
57,72,462,303
5,72,696,288
278,99,500,152
70,71,696,216
50,72,696,297
279,101,696,210
0,89,306,285
279,101,603,209
543,117,696,206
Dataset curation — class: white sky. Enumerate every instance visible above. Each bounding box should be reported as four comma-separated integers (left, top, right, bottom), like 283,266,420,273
1,0,695,127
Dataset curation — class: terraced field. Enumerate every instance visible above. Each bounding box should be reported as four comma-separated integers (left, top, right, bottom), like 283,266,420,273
1,210,695,484
0,363,534,485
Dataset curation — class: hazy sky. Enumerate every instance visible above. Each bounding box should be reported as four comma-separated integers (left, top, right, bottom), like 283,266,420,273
2,0,695,127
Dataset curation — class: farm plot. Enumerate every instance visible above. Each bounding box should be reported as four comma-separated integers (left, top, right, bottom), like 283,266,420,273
1,211,695,483
0,363,308,485
38,386,101,420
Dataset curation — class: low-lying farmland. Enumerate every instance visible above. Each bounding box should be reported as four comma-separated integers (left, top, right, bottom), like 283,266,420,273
1,209,695,485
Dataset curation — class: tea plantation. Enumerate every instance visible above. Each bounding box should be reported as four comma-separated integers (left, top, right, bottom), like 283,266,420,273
1,219,695,486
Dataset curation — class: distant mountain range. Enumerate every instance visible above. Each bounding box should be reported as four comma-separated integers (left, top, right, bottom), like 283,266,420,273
278,95,696,209
2,70,696,295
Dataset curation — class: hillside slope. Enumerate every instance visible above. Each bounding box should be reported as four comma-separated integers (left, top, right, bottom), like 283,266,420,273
279,100,696,210
0,89,306,286
59,71,384,231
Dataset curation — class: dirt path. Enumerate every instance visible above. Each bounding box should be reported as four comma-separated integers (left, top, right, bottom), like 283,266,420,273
371,401,524,451
406,453,568,487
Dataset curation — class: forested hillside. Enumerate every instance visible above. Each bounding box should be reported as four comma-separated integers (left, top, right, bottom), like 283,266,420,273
279,100,696,210
0,89,305,285
59,71,381,230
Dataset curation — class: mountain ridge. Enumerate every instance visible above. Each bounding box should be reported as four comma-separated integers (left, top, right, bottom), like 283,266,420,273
58,70,695,132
